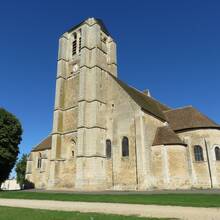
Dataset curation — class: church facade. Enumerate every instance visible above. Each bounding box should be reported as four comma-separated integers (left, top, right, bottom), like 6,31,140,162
26,18,220,191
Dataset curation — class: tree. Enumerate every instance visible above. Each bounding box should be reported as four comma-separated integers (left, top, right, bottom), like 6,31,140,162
16,154,27,188
0,108,22,186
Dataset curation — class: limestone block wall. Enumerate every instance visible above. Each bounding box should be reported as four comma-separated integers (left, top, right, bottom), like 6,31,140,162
151,145,190,189
166,145,190,188
105,157,114,189
151,145,166,188
214,159,220,188
63,75,79,109
78,67,94,102
26,149,51,189
105,75,140,190
75,157,107,190
112,120,137,190
178,129,220,188
52,159,76,189
62,108,78,133
60,133,77,159
141,114,165,189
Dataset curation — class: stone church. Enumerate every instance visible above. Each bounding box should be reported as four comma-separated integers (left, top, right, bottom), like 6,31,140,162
26,18,220,191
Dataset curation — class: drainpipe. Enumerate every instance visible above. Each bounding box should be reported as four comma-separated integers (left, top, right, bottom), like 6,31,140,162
204,138,213,188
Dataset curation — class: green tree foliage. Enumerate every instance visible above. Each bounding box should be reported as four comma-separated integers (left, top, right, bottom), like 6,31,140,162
15,154,27,188
0,108,22,185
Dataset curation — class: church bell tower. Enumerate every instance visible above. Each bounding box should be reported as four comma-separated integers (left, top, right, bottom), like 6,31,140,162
49,18,117,190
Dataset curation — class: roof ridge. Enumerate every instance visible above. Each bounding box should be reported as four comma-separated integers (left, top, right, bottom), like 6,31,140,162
144,93,171,110
163,105,193,112
113,76,171,109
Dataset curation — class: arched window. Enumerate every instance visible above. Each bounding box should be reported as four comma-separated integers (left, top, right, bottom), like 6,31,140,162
215,147,220,161
194,145,204,161
37,153,42,168
122,137,129,157
106,139,112,159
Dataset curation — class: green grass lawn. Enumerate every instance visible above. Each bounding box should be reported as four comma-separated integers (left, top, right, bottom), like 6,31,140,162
0,206,170,220
1,191,220,207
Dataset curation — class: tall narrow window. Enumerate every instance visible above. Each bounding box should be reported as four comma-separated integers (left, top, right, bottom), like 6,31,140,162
215,147,220,161
194,145,204,161
72,33,77,56
106,139,112,159
37,153,42,168
122,137,129,157
79,37,82,52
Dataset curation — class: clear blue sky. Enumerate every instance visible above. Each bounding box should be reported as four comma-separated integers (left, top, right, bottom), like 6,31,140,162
1,0,220,158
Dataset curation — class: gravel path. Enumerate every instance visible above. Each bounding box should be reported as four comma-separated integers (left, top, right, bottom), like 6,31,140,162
0,198,220,220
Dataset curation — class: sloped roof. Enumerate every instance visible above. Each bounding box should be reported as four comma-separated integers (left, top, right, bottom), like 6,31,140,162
67,18,110,36
152,126,186,146
164,106,220,132
111,75,170,121
32,136,52,152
